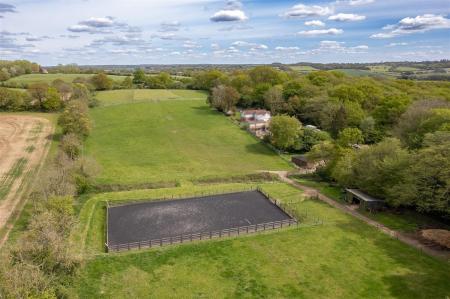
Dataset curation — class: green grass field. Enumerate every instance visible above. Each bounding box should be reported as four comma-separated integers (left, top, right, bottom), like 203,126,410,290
290,65,318,72
95,89,207,106
5,73,127,85
71,182,450,298
85,90,291,184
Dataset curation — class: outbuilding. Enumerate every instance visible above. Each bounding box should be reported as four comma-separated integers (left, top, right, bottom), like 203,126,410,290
345,189,385,212
291,155,314,169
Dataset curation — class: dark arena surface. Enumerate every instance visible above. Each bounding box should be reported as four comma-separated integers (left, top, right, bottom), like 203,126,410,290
107,190,292,246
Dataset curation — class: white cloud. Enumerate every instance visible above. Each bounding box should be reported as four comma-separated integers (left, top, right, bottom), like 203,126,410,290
68,16,133,34
328,13,366,22
231,41,268,50
371,14,450,39
183,40,201,49
348,0,375,5
210,9,248,22
298,28,343,36
387,42,408,47
305,20,325,27
275,46,300,51
311,40,368,54
159,21,181,32
282,4,333,18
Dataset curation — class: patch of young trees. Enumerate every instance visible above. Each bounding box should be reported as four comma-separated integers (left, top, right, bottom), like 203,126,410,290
0,60,40,82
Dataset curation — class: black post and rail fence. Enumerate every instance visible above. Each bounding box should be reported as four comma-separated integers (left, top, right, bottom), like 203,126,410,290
105,186,323,252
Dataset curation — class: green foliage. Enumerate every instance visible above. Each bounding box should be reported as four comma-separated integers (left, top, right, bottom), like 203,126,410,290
373,93,411,127
58,100,91,138
332,138,411,199
132,69,146,84
121,76,133,89
337,127,364,147
298,127,331,152
209,85,240,113
42,87,62,111
395,100,450,148
248,66,285,85
90,73,113,91
269,115,302,150
388,131,450,215
0,87,29,111
191,69,226,90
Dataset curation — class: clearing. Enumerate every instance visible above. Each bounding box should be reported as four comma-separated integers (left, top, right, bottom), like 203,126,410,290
85,90,291,185
0,114,53,245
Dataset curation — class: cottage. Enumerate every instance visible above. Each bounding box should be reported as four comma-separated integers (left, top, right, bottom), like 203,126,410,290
345,189,385,212
240,109,271,122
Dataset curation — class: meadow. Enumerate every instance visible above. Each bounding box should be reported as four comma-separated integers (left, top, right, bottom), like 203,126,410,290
71,182,450,298
85,89,291,185
5,73,127,85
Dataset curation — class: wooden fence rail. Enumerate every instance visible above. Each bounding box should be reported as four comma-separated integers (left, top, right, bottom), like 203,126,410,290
107,218,298,252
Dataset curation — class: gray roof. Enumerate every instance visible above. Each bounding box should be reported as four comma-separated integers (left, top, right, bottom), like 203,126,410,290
346,189,384,202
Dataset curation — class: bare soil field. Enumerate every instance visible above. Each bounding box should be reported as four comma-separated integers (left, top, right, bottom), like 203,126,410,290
0,115,53,245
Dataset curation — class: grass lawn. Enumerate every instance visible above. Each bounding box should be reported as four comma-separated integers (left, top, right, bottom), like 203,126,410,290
5,73,127,85
85,91,291,184
291,176,450,234
71,183,450,299
94,89,207,106
291,176,345,203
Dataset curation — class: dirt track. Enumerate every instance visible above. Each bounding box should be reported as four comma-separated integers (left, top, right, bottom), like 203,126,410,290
0,115,53,245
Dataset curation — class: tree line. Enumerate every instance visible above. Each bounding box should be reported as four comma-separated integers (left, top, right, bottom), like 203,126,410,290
0,81,98,298
201,66,449,218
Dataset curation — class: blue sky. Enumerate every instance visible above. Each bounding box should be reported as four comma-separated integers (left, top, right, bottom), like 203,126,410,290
1,0,449,65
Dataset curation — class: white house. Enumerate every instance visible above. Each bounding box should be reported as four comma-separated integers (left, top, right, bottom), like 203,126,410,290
240,109,271,122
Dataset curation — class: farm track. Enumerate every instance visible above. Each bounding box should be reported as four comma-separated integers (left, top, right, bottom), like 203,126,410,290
0,115,54,247
271,171,450,261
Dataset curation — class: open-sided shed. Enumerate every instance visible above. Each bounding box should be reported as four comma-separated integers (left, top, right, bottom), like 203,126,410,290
345,189,385,212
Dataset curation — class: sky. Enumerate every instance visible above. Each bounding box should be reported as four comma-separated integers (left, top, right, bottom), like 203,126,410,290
1,0,450,65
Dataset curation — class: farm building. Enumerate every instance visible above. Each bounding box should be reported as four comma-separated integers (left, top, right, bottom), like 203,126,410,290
345,189,385,212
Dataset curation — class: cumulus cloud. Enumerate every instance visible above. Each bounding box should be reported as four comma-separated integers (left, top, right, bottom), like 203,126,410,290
298,28,343,36
348,0,375,5
0,2,16,14
25,35,52,42
68,16,135,34
282,4,333,18
0,30,35,53
371,14,450,39
210,9,248,22
328,13,366,22
159,21,181,32
305,20,325,27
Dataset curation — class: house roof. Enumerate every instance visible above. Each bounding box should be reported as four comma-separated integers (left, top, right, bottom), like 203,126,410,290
346,189,384,202
241,109,270,115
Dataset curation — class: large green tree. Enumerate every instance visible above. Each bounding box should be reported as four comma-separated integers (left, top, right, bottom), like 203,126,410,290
269,115,302,150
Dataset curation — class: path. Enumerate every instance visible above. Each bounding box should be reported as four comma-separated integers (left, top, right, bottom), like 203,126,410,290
270,171,449,261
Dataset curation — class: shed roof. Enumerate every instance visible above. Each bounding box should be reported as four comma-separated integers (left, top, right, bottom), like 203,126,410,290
346,189,384,202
